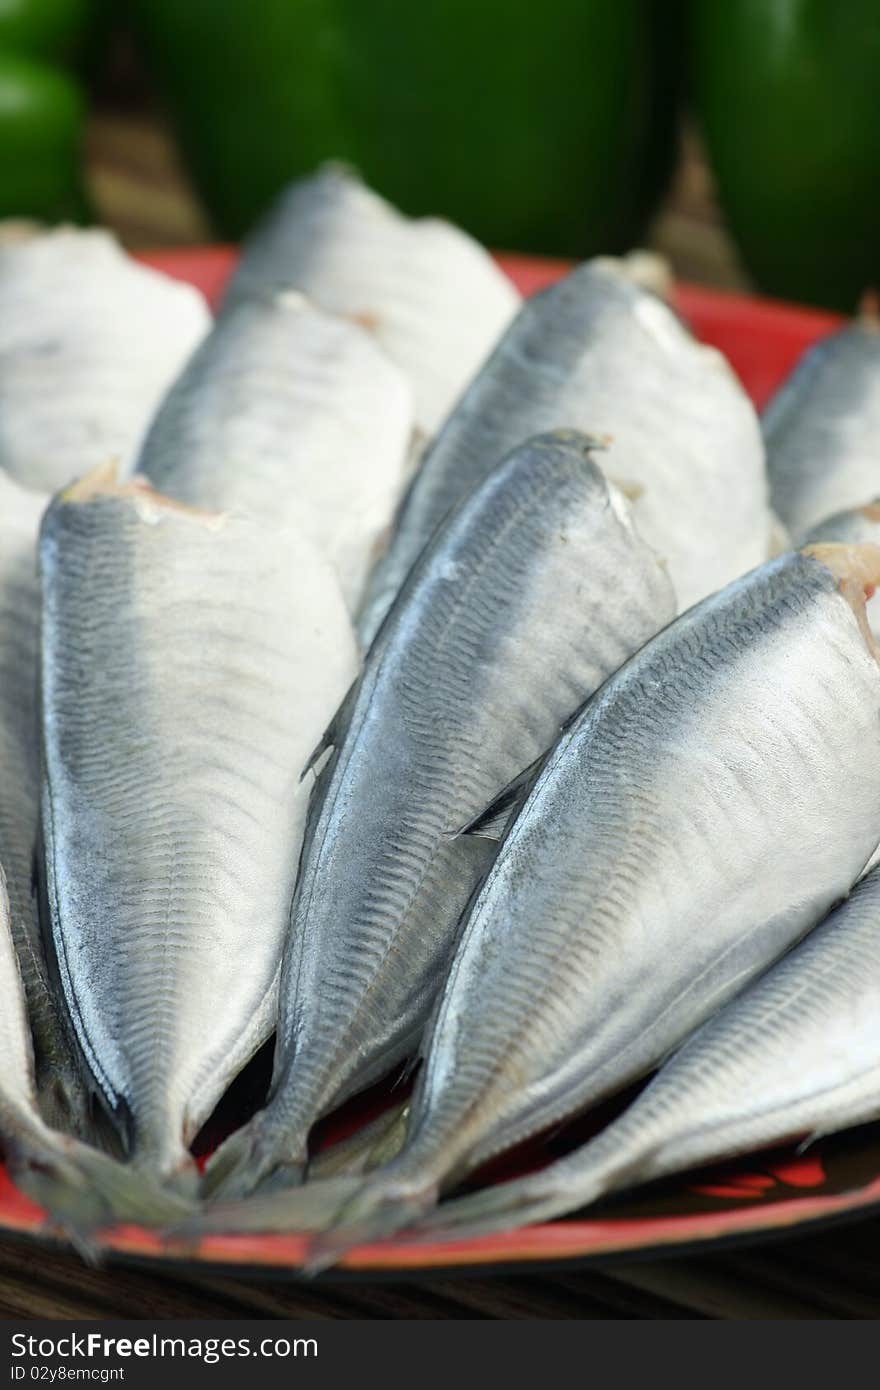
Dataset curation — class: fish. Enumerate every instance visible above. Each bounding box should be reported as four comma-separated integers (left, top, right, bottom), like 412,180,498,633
358,257,769,647
221,164,520,438
803,501,880,636
764,303,880,540
299,541,880,1259
0,228,210,493
0,473,91,1135
137,290,413,611
204,430,677,1199
0,861,190,1235
422,860,880,1241
38,465,359,1185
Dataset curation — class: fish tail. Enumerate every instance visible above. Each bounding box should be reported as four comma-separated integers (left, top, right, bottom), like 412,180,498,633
415,1146,627,1243
303,1171,440,1273
307,1101,409,1181
201,1116,307,1200
7,1132,196,1244
171,1173,366,1239
414,1174,585,1243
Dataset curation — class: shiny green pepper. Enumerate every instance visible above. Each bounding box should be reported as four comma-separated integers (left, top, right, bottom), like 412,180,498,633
0,50,87,221
131,0,680,254
689,0,880,311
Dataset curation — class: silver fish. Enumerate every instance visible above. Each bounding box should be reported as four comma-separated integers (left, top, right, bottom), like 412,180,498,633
764,308,880,540
137,290,413,611
358,258,769,647
425,860,880,1240
39,466,358,1184
0,229,210,493
206,430,676,1198
0,473,89,1134
0,862,188,1233
303,541,880,1257
222,164,519,438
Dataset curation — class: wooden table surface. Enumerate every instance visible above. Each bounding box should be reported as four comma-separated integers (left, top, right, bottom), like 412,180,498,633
2,104,861,1323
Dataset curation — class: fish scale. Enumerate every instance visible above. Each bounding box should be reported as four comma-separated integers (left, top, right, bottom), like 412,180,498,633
0,229,209,494
427,862,880,1242
764,312,880,540
0,473,93,1134
222,164,519,438
300,543,880,1259
39,469,358,1181
137,291,413,613
358,258,769,646
206,430,676,1199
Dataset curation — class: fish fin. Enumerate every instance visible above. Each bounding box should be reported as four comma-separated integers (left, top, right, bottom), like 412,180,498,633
172,1174,364,1239
455,755,544,841
795,1131,825,1156
7,1134,195,1241
308,1102,410,1181
201,1116,306,1201
300,679,359,783
414,1175,574,1244
303,1174,439,1273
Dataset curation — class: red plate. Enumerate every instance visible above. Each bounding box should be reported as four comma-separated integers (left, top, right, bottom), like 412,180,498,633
5,248,867,1278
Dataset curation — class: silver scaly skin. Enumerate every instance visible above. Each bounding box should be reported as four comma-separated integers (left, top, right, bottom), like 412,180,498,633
764,309,880,540
425,861,880,1241
300,542,880,1260
137,292,413,613
222,164,519,439
0,474,90,1135
206,430,676,1199
0,862,189,1234
0,229,210,494
358,258,770,646
38,467,358,1184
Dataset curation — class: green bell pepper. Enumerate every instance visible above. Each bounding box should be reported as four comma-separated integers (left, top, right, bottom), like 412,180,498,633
689,0,880,311
130,0,681,254
0,0,94,63
0,49,87,221
0,0,93,224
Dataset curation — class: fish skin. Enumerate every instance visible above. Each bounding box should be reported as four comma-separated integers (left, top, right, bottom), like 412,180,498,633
137,292,414,612
0,861,190,1235
424,860,880,1240
0,474,91,1135
0,229,210,494
307,542,880,1258
221,164,519,438
764,314,880,540
358,257,769,647
39,467,358,1181
207,430,676,1198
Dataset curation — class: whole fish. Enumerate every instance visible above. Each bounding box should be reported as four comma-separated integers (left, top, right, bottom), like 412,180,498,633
358,258,769,646
301,541,880,1257
0,862,189,1233
424,861,880,1240
39,466,358,1184
206,431,676,1198
137,291,413,611
0,229,210,493
0,474,90,1134
221,164,520,438
803,501,880,635
764,305,880,539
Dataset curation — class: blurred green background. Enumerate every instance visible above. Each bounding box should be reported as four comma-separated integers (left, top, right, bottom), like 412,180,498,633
3,0,877,310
